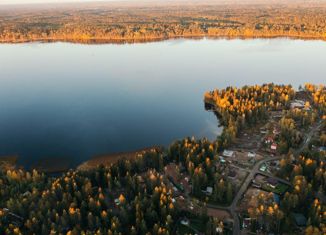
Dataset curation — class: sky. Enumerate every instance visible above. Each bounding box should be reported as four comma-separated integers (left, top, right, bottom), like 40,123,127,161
0,0,120,4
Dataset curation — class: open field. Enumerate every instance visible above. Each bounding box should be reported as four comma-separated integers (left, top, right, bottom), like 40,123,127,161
1,2,326,43
207,207,232,220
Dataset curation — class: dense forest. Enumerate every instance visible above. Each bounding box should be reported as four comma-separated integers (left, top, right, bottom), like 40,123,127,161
204,84,295,148
1,2,326,43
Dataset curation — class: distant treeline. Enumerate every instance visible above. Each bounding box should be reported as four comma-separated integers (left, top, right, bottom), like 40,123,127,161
0,3,326,43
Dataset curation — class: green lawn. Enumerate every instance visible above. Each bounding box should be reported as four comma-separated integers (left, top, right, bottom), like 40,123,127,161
262,183,289,195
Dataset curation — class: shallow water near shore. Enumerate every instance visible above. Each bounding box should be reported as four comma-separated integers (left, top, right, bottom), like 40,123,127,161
0,38,325,169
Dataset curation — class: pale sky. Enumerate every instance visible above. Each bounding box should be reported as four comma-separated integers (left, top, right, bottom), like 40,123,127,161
0,0,121,5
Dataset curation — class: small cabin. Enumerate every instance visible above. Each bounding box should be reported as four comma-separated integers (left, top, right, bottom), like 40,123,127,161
180,217,190,226
222,150,235,158
271,143,277,151
267,178,278,189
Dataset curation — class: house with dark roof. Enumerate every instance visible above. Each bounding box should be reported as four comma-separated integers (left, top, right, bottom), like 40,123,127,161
292,213,307,227
267,178,278,189
228,170,237,179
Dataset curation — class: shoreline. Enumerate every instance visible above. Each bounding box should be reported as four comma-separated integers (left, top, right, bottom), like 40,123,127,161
77,146,163,171
0,147,164,173
1,34,326,45
0,147,163,173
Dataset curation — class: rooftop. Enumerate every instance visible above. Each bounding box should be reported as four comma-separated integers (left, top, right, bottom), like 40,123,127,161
222,150,235,157
292,213,307,227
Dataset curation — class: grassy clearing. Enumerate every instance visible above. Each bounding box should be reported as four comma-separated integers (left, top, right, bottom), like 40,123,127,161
262,183,289,195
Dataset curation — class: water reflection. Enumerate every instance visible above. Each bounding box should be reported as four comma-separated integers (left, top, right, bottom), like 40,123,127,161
0,38,325,168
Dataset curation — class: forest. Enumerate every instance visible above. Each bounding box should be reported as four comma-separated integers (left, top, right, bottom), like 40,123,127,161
204,84,295,148
1,2,326,43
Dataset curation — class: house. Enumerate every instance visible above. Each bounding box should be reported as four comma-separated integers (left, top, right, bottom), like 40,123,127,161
206,186,213,195
267,178,278,189
2,209,24,227
228,170,237,179
222,150,235,158
114,194,126,206
216,226,223,233
247,152,256,158
180,217,190,226
273,127,280,135
292,213,307,227
260,127,267,132
259,164,267,172
252,182,262,188
242,217,252,229
272,112,283,118
290,100,305,109
265,136,274,144
273,193,280,205
269,161,279,167
114,198,121,206
137,175,145,184
271,143,277,151
219,156,226,163
178,195,185,200
22,191,31,197
202,186,213,196
252,180,262,188
319,146,326,152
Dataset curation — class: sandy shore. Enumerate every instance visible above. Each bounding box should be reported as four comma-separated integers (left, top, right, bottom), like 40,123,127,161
77,146,162,171
0,147,162,173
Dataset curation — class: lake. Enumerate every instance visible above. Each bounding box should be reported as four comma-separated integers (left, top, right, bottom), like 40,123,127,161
0,38,325,169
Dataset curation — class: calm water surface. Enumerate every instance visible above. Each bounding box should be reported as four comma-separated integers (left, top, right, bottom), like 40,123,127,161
0,38,325,168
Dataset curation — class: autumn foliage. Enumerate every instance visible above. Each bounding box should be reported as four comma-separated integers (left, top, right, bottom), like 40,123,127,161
1,3,326,43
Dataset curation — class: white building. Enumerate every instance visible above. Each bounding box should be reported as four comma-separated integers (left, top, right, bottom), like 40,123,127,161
202,186,213,196
222,150,235,158
248,152,256,158
290,100,305,109
181,218,190,226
